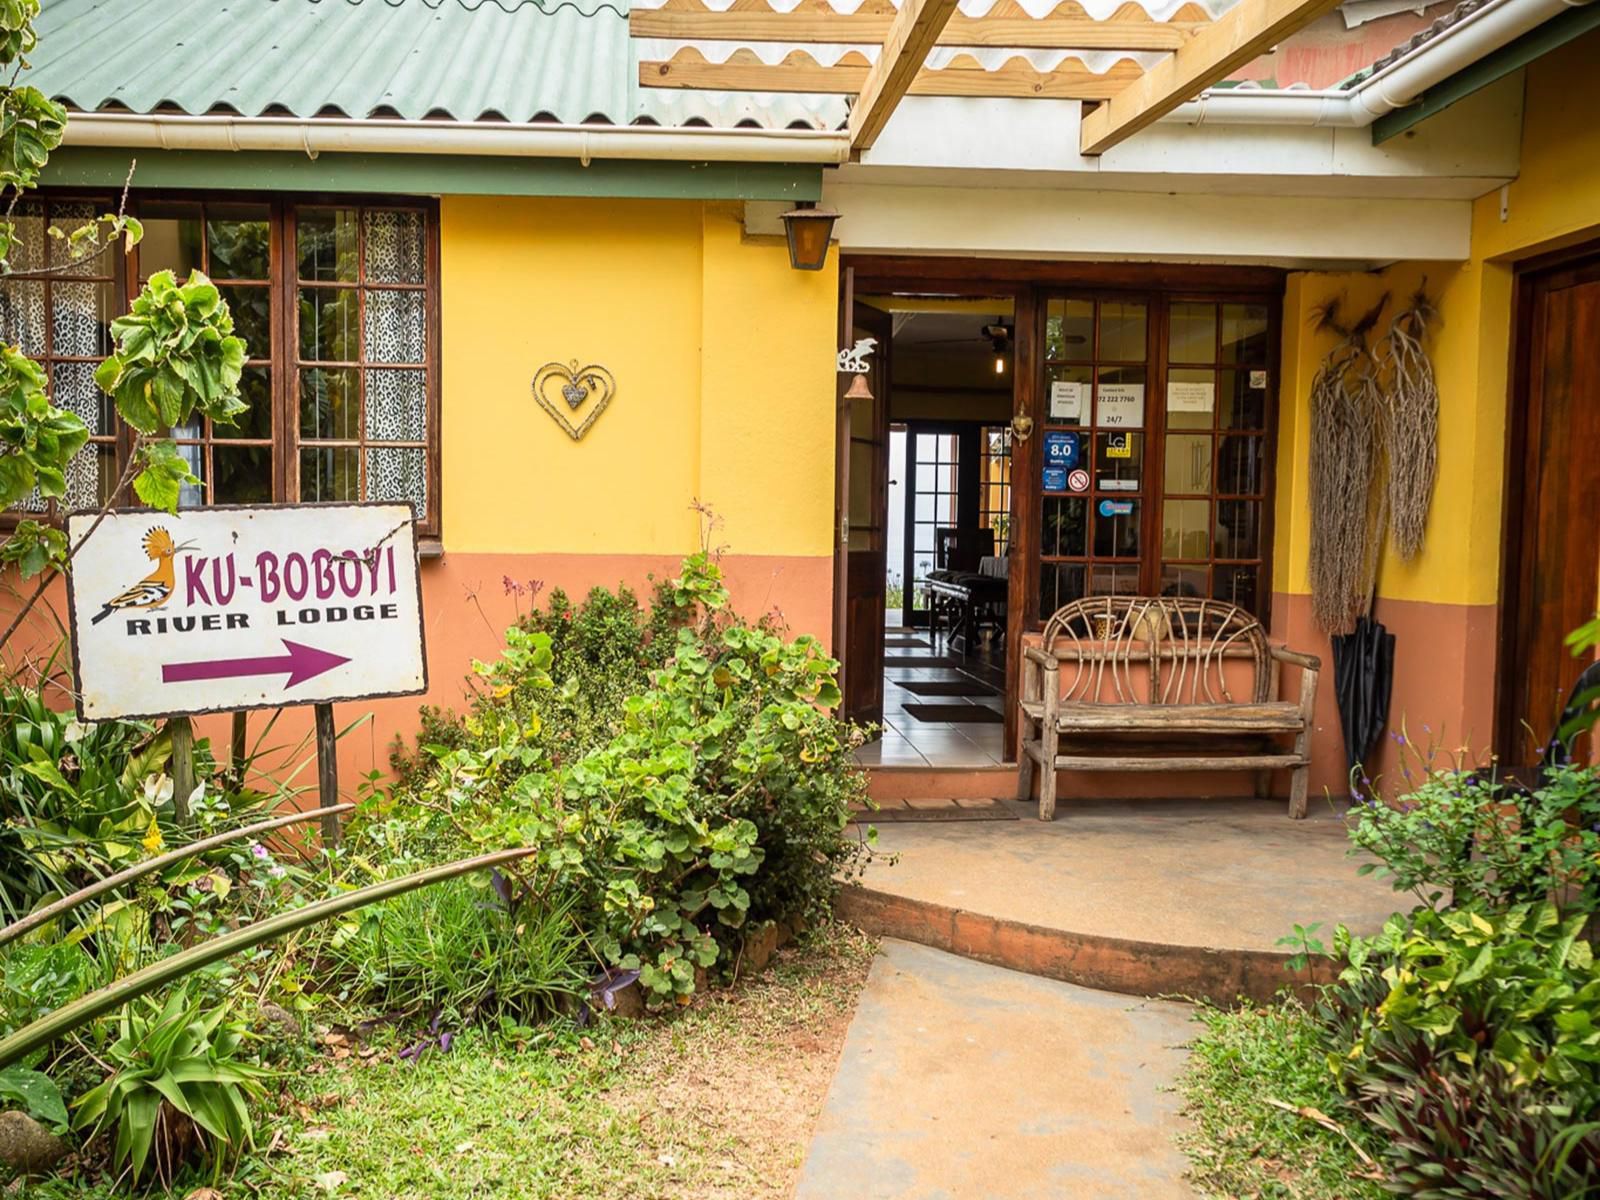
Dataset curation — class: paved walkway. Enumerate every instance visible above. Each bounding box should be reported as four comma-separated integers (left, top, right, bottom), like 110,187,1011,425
796,939,1199,1200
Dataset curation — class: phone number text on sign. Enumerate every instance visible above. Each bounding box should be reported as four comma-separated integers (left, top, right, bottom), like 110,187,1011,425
66,503,428,721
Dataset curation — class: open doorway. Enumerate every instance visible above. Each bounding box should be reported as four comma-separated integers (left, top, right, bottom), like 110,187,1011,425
854,295,1016,767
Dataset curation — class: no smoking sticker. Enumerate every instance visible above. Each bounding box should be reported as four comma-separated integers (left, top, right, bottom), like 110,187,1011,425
1067,468,1089,493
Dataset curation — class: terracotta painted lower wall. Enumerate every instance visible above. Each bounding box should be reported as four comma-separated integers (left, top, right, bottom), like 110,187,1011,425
5,550,832,794
1270,591,1500,799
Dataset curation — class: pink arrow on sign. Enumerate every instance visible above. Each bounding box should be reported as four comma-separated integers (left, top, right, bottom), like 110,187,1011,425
161,639,351,689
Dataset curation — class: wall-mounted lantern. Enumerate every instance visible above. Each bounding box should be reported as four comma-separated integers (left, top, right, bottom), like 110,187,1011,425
780,201,839,271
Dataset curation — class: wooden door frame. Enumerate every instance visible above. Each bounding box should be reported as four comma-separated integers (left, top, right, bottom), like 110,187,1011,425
1494,236,1600,760
839,257,1287,764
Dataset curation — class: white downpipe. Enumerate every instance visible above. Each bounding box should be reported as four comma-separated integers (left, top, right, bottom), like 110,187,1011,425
60,112,853,165
1162,0,1596,128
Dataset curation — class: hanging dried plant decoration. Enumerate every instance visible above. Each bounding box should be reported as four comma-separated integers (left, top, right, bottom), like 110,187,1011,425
1307,295,1388,635
1375,287,1440,561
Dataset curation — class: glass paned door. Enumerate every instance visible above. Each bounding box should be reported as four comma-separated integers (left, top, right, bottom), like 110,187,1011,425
906,431,959,620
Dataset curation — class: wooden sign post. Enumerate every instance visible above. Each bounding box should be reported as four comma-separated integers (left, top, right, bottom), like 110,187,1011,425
64,503,429,844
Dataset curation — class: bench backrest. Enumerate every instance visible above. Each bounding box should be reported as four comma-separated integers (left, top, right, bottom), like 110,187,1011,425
1040,596,1271,706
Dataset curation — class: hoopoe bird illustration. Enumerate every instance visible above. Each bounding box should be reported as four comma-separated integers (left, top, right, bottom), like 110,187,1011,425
89,527,198,625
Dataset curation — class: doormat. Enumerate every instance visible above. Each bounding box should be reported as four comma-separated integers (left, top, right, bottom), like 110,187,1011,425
896,680,998,698
884,655,963,667
850,799,1019,823
901,703,1005,724
883,636,931,649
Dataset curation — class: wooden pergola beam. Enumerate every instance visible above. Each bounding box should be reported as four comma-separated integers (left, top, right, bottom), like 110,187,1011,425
628,3,1209,51
848,0,962,152
1079,0,1344,155
640,50,1143,100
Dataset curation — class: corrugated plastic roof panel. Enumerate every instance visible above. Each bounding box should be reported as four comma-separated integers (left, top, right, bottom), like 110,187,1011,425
30,0,848,129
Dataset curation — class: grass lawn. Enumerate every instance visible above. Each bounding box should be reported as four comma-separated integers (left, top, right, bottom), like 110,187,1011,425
41,924,877,1199
1178,999,1387,1200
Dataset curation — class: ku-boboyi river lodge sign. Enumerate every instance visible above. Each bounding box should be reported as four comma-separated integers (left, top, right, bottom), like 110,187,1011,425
65,503,427,722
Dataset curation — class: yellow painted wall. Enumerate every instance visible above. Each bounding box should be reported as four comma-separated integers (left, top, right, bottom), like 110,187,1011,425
438,196,837,559
1274,28,1600,612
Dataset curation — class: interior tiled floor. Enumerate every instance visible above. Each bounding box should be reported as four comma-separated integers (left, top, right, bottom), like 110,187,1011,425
856,631,1008,769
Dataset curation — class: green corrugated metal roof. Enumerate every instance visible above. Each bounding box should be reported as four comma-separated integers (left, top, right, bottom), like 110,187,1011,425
30,0,845,129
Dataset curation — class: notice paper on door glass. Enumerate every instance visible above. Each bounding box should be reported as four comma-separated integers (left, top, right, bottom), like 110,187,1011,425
1166,379,1215,413
1097,383,1145,429
1049,380,1085,421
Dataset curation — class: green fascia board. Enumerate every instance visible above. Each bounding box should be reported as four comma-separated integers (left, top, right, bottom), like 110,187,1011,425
1372,2,1600,144
41,147,824,203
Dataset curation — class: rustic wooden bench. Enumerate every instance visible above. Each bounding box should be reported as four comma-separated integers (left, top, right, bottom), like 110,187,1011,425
1016,596,1321,821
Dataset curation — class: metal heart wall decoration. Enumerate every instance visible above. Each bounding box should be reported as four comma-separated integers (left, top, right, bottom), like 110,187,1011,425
532,360,616,441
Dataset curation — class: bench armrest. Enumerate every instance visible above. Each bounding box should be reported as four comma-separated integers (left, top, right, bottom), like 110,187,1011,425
1270,645,1322,672
1023,645,1057,669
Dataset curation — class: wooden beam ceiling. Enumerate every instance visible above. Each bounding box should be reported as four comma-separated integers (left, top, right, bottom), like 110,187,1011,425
1078,0,1345,155
846,0,962,151
640,49,1143,101
629,0,1210,52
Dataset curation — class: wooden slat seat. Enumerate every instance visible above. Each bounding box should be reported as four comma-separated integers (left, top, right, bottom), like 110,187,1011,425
1016,596,1321,820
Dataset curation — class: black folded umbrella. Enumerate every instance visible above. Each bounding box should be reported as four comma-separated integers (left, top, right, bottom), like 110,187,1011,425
1331,614,1395,778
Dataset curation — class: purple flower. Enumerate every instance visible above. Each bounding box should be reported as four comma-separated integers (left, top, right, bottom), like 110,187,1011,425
250,842,269,859
269,864,287,879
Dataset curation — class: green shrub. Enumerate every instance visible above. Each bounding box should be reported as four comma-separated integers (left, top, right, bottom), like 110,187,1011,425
1331,904,1600,1107
370,549,871,1003
1349,765,1600,912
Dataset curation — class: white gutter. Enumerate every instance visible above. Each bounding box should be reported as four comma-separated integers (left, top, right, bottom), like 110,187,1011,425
60,112,853,165
1161,0,1596,128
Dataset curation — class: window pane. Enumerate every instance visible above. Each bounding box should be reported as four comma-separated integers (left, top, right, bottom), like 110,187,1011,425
1219,369,1267,430
48,203,100,275
364,210,425,284
366,368,426,441
1095,365,1145,428
53,361,114,438
1216,499,1262,559
1088,564,1139,597
65,443,117,512
0,279,46,353
1217,434,1265,495
220,285,271,359
1045,299,1093,359
1093,497,1140,558
52,281,114,357
213,445,273,504
300,367,359,440
1163,433,1212,494
1094,431,1142,489
1099,300,1146,361
1162,498,1210,559
1045,363,1091,427
1160,563,1208,599
914,492,934,522
220,366,273,441
1165,366,1215,431
366,447,426,518
365,289,425,364
138,204,203,278
1221,304,1270,365
1168,302,1216,364
207,206,271,279
1039,561,1085,617
297,209,359,282
300,288,358,361
913,525,935,553
1041,496,1088,558
1213,564,1259,612
8,204,43,272
301,446,358,502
